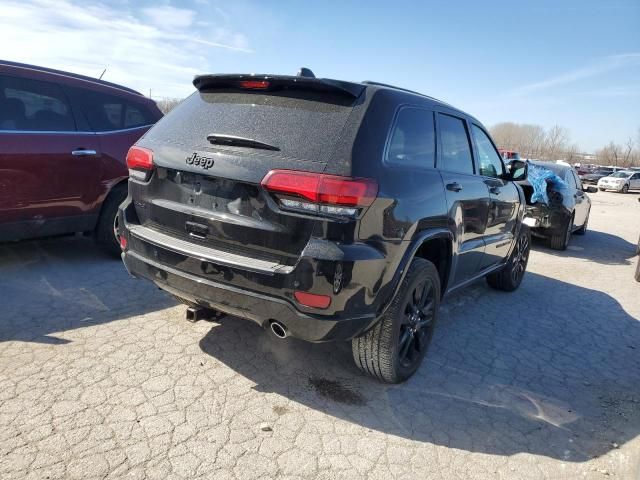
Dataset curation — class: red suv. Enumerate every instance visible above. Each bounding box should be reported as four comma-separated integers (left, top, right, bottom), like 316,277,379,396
0,60,163,255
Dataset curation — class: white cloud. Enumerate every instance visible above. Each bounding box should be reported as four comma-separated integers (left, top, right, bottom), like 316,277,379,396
0,0,251,98
141,5,196,30
511,53,640,95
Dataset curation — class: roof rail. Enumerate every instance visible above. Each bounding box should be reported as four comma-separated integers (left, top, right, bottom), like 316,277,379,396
361,80,453,107
0,59,143,96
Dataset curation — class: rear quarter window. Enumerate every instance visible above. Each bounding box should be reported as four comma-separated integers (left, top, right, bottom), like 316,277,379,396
68,87,156,132
385,107,435,169
143,91,356,163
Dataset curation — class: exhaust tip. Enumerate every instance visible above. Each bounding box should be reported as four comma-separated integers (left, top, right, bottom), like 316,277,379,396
269,321,288,339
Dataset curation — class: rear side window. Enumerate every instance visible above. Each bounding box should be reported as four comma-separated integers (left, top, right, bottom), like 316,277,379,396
144,91,355,163
565,170,577,189
471,124,504,178
68,88,156,132
0,74,75,131
386,107,435,168
438,114,474,175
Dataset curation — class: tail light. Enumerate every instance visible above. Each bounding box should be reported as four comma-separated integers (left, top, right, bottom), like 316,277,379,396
261,170,377,217
126,146,154,181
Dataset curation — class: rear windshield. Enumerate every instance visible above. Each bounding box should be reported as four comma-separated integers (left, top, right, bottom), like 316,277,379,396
144,91,355,163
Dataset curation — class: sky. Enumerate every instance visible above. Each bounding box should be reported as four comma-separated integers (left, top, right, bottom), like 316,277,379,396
0,0,638,152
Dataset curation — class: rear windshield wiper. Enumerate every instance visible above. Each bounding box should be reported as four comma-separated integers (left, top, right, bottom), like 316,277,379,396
206,134,280,151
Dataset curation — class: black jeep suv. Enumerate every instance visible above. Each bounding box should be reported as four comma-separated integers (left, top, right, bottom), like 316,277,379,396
118,70,530,383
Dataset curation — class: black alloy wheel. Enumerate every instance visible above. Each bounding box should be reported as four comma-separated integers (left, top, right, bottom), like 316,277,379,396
398,277,436,369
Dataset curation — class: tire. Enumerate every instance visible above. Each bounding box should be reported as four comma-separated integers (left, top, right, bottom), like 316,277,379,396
95,184,127,257
352,258,440,383
574,210,589,235
549,216,573,251
486,225,531,292
622,184,629,194
599,188,605,192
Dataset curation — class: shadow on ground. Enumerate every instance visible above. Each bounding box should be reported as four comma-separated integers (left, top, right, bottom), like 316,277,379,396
200,272,640,462
0,236,175,344
532,229,638,265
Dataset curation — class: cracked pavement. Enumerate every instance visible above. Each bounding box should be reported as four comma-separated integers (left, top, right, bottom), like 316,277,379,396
1,191,639,479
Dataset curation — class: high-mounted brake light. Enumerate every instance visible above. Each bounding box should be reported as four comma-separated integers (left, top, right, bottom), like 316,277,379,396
238,80,270,90
261,170,377,217
126,146,154,181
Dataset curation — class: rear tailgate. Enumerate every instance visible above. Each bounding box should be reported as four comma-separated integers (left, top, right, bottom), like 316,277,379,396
130,76,363,268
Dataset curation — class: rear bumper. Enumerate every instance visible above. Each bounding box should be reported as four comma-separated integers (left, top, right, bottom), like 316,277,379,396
117,197,387,342
524,204,570,237
122,250,376,342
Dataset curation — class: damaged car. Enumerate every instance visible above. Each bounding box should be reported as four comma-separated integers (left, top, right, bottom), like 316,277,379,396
518,161,597,250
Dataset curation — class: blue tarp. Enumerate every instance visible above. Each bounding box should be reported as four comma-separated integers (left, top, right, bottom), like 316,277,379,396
527,164,568,205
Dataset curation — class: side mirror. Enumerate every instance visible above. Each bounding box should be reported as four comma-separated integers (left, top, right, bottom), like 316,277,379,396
506,160,528,182
583,185,598,193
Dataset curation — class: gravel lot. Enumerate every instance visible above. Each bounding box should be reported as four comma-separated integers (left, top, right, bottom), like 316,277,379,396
1,191,639,480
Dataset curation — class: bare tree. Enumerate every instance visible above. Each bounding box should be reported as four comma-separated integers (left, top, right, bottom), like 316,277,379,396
155,98,183,115
543,125,570,161
564,143,580,163
620,137,634,167
489,122,570,160
596,141,621,167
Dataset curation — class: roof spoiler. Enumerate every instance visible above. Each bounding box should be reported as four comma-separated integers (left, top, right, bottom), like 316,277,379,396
192,74,365,99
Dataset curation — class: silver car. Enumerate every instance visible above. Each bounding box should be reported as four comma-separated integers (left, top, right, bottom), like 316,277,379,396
597,170,640,193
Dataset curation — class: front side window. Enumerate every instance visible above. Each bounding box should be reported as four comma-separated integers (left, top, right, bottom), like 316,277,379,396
573,171,583,190
471,124,504,178
0,74,75,131
386,107,435,168
438,114,474,175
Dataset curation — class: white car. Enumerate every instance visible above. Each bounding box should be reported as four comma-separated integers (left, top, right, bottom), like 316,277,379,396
597,170,640,193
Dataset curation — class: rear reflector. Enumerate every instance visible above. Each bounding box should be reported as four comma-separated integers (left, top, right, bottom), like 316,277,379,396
126,146,154,171
261,170,377,208
294,291,331,309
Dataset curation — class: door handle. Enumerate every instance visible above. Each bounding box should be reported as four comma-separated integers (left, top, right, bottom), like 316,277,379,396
489,186,501,195
71,149,97,156
446,182,462,192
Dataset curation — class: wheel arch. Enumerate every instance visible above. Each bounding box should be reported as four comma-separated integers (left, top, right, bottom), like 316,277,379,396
382,229,453,318
94,177,128,232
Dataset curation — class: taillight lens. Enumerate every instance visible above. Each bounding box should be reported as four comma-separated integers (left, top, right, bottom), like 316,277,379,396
261,170,377,217
126,146,154,181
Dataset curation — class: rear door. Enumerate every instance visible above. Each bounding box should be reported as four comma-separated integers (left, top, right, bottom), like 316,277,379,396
131,82,361,267
470,124,520,268
0,73,101,236
631,173,640,190
436,112,490,286
65,85,162,185
567,169,588,226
